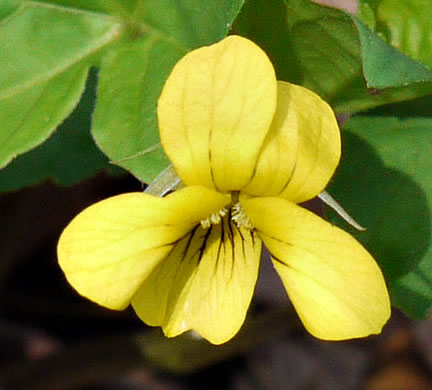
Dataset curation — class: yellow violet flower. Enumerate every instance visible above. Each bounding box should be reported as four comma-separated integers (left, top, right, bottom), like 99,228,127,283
58,36,390,345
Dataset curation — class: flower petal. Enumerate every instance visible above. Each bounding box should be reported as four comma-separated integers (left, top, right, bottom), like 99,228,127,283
158,35,277,192
242,197,391,340
274,81,340,203
243,81,299,196
58,186,230,310
132,217,262,345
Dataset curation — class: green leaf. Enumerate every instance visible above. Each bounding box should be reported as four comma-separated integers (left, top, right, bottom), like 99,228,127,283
357,1,377,30
30,0,116,14
31,0,141,15
0,62,89,169
233,0,302,84
0,0,20,19
359,0,432,67
328,115,432,319
92,37,180,182
235,0,432,112
354,18,432,88
0,1,120,168
92,0,245,184
0,2,120,99
0,70,122,191
133,0,243,49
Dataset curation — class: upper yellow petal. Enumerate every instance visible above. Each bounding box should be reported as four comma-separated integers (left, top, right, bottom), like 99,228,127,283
158,35,277,192
242,197,391,340
242,81,299,196
132,217,262,345
274,81,341,203
57,186,230,310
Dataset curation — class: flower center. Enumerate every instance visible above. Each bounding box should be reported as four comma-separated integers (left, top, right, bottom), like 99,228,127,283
200,207,228,228
231,202,253,230
200,194,253,230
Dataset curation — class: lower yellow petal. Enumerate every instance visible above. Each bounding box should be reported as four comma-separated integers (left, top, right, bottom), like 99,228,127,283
132,216,262,345
58,186,230,310
242,197,391,340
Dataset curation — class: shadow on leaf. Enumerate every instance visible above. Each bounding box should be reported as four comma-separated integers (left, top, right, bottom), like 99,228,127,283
328,131,431,318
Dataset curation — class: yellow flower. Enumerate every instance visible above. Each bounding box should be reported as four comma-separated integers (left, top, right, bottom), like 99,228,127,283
57,36,390,345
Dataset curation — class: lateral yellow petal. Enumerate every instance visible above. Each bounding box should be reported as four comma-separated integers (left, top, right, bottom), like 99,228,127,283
58,186,230,310
243,81,299,196
158,35,277,192
242,197,391,340
132,217,262,345
275,81,341,203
